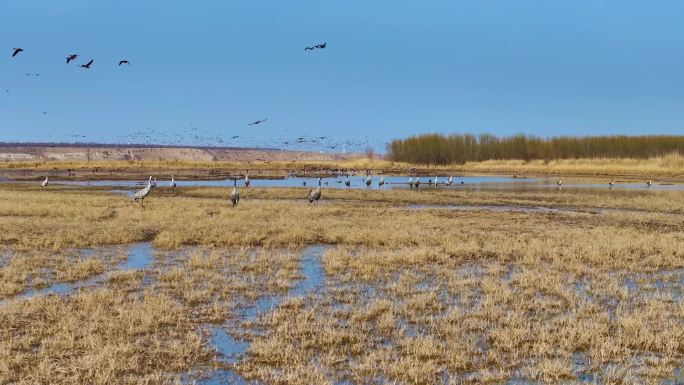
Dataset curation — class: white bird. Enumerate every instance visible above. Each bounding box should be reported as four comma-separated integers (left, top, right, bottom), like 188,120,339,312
244,173,250,187
309,178,321,203
447,176,453,186
170,175,176,189
609,181,615,189
408,177,414,189
557,179,562,187
647,179,653,188
132,176,153,208
230,179,240,206
344,175,351,188
378,176,385,189
415,177,421,189
434,176,439,186
41,176,48,188
365,175,372,189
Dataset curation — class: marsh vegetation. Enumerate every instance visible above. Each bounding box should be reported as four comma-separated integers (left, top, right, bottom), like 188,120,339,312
0,182,682,384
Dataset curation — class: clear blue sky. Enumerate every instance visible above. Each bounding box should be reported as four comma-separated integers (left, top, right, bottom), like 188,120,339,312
1,0,683,152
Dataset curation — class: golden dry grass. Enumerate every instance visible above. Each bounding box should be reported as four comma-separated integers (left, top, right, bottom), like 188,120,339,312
0,182,683,384
2,152,684,179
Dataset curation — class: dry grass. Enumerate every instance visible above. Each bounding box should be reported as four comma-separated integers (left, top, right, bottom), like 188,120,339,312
0,290,209,385
3,152,684,179
0,182,683,384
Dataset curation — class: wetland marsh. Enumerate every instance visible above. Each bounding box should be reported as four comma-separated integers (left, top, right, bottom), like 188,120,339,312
0,181,682,384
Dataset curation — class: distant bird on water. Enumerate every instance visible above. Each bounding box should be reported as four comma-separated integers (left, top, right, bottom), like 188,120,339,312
132,176,153,208
118,60,130,66
408,177,414,189
557,179,562,187
415,177,421,189
344,175,351,188
378,176,385,189
647,180,653,188
248,119,268,126
244,173,250,187
231,179,240,207
66,54,78,64
447,176,453,186
170,175,176,189
308,178,321,203
365,175,372,189
41,176,48,188
80,59,93,69
12,48,23,58
609,181,615,189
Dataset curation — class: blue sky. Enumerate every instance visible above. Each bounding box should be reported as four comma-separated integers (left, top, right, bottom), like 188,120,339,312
1,0,683,152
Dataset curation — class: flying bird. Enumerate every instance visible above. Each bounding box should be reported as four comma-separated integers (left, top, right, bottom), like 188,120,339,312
304,46,316,51
80,59,94,69
231,136,240,139
316,42,327,49
118,60,130,66
12,48,23,58
66,54,78,64
248,119,268,126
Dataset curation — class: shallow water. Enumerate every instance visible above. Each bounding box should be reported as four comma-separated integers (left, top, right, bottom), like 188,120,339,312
197,245,329,385
406,204,591,215
15,242,153,300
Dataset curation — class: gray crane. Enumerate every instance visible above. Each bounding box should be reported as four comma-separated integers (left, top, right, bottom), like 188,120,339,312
244,172,250,187
408,177,414,189
132,176,153,208
41,176,48,188
344,175,351,188
231,179,240,206
170,175,176,189
365,175,372,189
415,177,421,189
309,178,321,204
378,176,385,189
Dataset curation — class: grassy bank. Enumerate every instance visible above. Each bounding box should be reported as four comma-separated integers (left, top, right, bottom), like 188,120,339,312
2,153,684,180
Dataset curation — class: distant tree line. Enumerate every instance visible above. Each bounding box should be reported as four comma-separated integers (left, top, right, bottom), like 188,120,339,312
387,134,684,165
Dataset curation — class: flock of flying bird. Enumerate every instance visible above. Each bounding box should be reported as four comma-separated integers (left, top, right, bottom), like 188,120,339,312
8,42,383,153
12,47,129,69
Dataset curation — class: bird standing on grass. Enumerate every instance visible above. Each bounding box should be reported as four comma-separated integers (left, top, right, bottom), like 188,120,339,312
132,176,153,209
231,179,240,207
41,176,48,188
308,178,321,203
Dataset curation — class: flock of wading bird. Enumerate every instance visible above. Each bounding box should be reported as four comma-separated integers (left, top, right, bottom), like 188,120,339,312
36,172,657,210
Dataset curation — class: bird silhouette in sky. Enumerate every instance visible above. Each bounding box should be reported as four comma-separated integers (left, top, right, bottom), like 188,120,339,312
118,60,130,66
80,59,94,69
66,54,78,64
12,48,23,58
316,42,327,49
248,119,268,126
